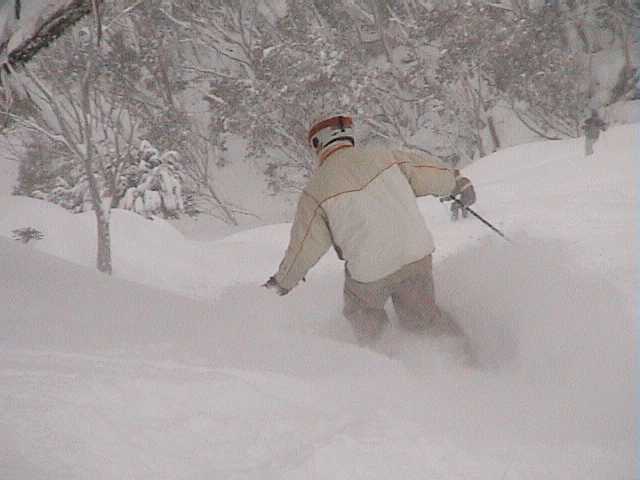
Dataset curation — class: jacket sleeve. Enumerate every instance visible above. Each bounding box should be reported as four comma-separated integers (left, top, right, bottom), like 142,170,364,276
393,150,457,197
274,191,332,291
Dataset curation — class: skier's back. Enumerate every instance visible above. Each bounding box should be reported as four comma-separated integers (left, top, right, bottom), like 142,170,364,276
265,115,476,344
305,145,451,283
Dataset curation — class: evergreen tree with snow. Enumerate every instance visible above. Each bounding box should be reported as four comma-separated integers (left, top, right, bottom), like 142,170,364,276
118,140,186,219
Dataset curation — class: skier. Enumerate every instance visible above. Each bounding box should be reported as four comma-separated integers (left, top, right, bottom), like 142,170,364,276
264,115,476,345
582,109,607,156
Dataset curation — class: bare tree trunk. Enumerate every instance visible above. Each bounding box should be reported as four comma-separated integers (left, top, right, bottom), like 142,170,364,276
462,76,486,157
79,139,112,273
609,16,635,104
370,0,394,64
622,24,632,71
82,50,113,275
158,41,176,109
487,116,500,150
81,50,112,274
476,74,500,151
587,42,595,100
93,197,112,273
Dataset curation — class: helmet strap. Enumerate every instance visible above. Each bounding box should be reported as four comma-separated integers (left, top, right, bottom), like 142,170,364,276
323,135,354,150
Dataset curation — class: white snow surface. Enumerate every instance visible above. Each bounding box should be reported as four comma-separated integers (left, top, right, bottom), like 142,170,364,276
0,124,637,479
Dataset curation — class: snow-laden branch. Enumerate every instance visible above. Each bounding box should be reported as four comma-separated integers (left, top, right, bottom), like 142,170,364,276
104,0,148,32
478,1,515,13
179,64,241,81
1,0,102,72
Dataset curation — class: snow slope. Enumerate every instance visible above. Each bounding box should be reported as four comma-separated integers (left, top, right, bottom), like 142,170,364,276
0,124,637,479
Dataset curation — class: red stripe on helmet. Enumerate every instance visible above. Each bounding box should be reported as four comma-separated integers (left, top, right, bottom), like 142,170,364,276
307,116,353,144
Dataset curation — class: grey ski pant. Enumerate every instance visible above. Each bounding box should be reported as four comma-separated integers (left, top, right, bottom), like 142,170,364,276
343,255,441,344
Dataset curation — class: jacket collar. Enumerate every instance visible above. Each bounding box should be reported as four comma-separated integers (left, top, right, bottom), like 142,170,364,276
319,142,353,165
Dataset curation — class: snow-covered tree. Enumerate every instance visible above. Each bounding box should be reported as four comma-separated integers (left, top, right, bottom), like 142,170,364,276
592,0,639,103
15,133,189,220
5,0,638,212
4,1,124,274
434,1,590,141
119,140,186,219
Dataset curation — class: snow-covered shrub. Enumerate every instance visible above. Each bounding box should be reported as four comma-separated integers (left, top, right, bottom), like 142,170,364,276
12,227,44,244
117,141,186,219
14,135,188,219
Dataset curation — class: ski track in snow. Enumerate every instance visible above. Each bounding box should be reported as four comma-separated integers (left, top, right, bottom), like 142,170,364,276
0,124,637,478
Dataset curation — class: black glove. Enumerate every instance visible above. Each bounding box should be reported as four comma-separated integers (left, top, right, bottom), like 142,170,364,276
263,276,289,296
452,176,476,207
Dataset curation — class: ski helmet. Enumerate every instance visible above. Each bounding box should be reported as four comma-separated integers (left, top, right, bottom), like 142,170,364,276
307,115,354,156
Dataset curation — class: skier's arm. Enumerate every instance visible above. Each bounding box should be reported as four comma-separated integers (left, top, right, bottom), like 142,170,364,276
272,192,332,292
393,150,457,197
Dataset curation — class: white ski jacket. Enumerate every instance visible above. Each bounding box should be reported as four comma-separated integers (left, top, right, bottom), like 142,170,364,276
274,146,458,291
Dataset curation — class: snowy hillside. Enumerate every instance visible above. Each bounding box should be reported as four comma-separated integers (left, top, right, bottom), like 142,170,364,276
0,124,637,479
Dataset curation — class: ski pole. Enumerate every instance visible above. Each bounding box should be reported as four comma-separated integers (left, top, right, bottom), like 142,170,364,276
448,196,511,242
